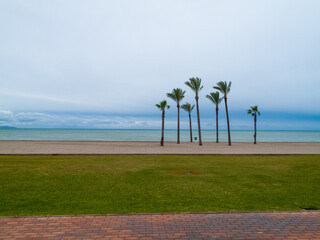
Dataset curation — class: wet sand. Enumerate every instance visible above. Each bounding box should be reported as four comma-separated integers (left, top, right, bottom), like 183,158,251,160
0,141,319,154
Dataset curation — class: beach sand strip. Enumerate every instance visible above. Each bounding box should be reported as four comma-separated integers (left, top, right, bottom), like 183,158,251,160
0,141,319,155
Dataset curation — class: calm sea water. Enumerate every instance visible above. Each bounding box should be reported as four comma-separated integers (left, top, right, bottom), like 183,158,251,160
0,129,319,142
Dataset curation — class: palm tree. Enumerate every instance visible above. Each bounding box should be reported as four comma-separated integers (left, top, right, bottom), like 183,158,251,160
181,102,195,142
167,88,185,144
247,105,261,144
214,81,232,146
185,77,203,146
206,92,223,143
156,100,170,146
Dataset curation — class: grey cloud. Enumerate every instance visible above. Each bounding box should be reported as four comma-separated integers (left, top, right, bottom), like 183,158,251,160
0,110,14,122
15,112,55,123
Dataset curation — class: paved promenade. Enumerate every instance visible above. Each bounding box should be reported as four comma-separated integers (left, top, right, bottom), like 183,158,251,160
0,212,319,239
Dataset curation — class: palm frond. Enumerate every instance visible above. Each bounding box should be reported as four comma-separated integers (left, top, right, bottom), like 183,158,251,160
184,81,193,90
181,103,190,112
247,105,261,116
185,77,203,94
206,92,222,106
227,81,232,94
167,88,185,104
213,86,222,92
181,102,194,113
214,81,232,97
206,94,214,102
156,100,169,111
167,93,177,101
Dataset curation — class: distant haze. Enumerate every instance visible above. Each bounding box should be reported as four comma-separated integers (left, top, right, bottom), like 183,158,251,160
1,0,319,130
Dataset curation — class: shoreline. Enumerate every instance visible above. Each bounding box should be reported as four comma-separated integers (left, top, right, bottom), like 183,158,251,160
1,141,320,155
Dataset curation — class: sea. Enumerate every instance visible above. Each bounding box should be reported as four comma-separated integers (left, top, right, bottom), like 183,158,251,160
0,129,320,142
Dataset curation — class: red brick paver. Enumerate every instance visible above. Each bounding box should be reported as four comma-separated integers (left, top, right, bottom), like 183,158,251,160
0,212,319,239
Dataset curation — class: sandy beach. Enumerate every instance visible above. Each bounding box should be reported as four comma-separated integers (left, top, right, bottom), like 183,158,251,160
0,141,319,154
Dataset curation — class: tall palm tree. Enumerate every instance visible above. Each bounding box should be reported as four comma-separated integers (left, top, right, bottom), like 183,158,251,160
185,77,203,146
206,92,223,143
167,88,185,144
156,100,170,146
247,105,261,144
181,102,195,142
214,81,232,146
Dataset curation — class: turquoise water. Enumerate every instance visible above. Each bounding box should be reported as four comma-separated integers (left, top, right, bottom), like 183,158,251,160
0,129,319,142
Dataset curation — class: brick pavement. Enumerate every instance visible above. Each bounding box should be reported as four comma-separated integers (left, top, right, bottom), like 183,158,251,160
0,212,319,240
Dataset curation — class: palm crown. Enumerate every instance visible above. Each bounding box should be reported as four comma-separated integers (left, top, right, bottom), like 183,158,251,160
247,106,260,116
206,92,223,106
185,77,203,95
156,100,170,111
214,81,232,97
167,88,185,106
181,103,195,114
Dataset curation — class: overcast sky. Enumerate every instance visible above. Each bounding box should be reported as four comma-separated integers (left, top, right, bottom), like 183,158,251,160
1,0,320,129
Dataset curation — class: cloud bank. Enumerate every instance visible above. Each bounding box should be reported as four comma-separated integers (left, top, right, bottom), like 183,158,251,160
1,109,319,130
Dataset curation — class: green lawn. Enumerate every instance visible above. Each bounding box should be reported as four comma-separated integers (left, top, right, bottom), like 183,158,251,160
0,155,319,216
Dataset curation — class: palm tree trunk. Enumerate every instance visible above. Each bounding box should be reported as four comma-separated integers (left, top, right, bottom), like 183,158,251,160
189,113,193,142
161,110,165,146
177,105,180,144
196,96,202,146
216,106,219,143
224,97,231,146
254,114,257,144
